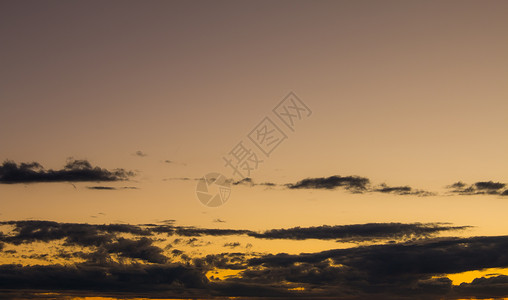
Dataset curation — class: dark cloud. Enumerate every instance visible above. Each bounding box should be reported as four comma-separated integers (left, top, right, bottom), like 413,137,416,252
224,242,241,248
0,262,208,297
192,253,249,271
103,237,167,264
0,221,470,246
447,181,508,196
248,223,470,242
0,159,134,184
286,175,370,192
163,160,187,166
373,184,435,196
0,220,151,246
285,175,435,196
0,221,166,264
171,249,183,256
0,220,252,254
147,225,250,237
244,235,508,298
87,186,139,190
87,186,116,190
134,151,147,157
448,181,467,189
158,219,176,225
249,235,508,275
233,177,254,186
1,220,508,299
375,185,411,193
174,227,251,237
475,181,506,190
455,275,508,298
232,178,277,187
165,173,508,198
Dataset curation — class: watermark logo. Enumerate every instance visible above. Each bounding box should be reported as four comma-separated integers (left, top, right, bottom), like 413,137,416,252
196,172,231,207
248,117,287,157
196,92,312,207
273,92,312,131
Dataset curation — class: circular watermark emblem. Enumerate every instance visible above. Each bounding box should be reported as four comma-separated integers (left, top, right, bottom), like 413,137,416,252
196,172,231,207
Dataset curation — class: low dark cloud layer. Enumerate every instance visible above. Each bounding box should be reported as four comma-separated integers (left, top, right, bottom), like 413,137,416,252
454,275,508,298
0,220,150,246
103,237,167,263
0,262,208,297
0,221,469,245
0,221,165,264
0,220,507,299
0,160,134,184
245,235,508,299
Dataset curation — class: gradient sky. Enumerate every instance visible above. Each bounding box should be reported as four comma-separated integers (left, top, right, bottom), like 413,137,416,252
1,1,507,299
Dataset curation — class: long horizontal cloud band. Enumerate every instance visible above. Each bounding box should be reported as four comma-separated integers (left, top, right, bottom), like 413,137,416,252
0,221,469,243
232,175,508,197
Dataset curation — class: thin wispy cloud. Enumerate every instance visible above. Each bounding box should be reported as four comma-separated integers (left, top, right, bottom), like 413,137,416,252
134,151,148,157
87,186,139,190
373,184,436,196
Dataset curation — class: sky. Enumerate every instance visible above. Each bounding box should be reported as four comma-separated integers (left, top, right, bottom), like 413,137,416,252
0,0,507,299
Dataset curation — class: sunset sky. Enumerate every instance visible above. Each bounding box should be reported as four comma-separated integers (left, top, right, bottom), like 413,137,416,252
1,1,507,299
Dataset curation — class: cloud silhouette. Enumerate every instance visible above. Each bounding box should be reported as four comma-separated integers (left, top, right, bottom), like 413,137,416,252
134,151,147,157
87,186,138,190
373,184,435,196
1,221,469,245
244,235,508,298
0,220,507,299
0,262,208,297
248,223,470,241
0,159,134,184
223,242,241,248
447,181,508,196
233,177,277,187
286,175,370,192
284,175,434,196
